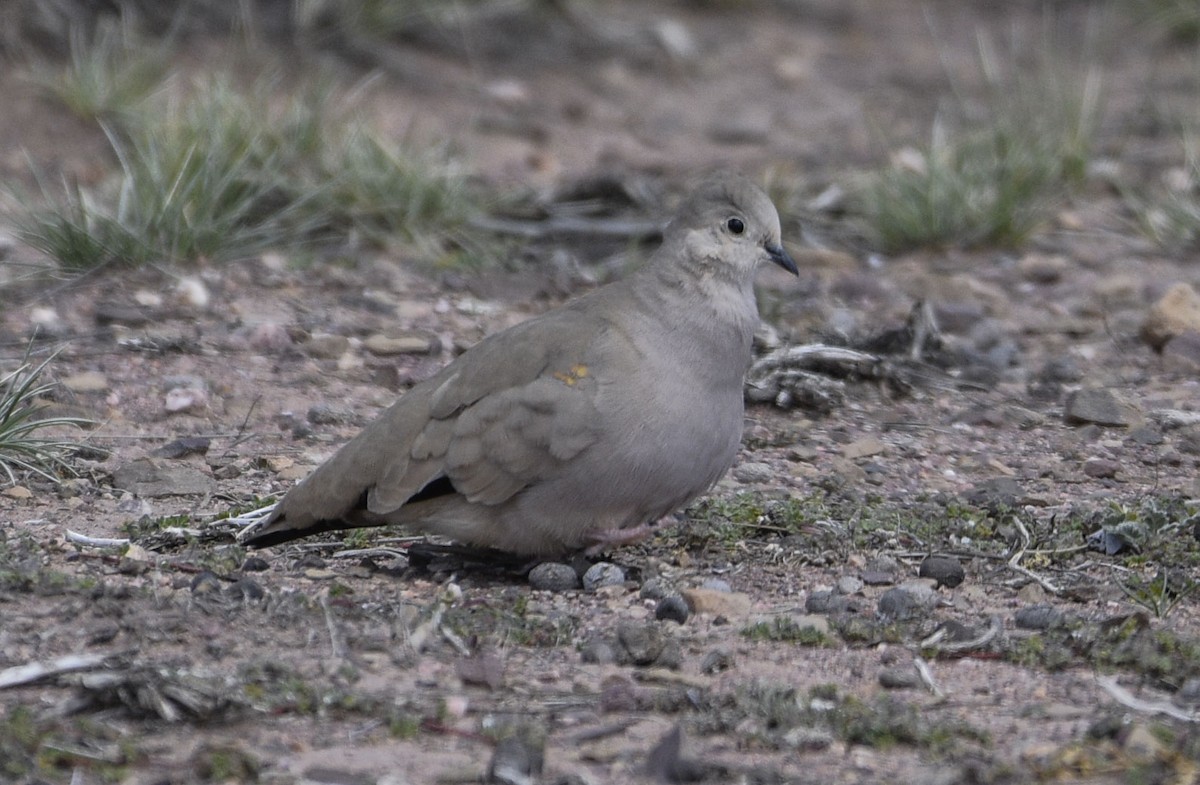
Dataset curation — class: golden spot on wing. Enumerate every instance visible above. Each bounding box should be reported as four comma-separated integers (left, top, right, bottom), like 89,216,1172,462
552,364,590,387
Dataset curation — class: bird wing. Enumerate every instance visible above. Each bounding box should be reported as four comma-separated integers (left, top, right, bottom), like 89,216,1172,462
361,305,609,514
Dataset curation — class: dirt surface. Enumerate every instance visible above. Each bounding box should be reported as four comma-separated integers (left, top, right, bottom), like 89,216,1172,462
3,2,1200,784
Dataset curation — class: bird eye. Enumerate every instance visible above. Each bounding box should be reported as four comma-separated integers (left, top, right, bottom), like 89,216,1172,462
726,217,745,235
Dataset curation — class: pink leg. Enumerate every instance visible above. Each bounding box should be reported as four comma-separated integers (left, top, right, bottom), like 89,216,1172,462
584,516,681,556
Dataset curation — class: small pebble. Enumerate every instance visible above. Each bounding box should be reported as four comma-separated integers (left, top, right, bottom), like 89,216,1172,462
241,556,270,572
227,578,264,601
732,461,774,483
918,555,965,589
528,562,580,592
190,571,222,595
582,562,625,591
655,595,690,624
699,648,734,674
835,575,864,595
701,578,732,593
579,639,618,665
307,403,352,425
805,590,852,615
877,583,938,621
639,577,672,601
1014,604,1065,630
878,667,920,689
616,622,665,665
1174,677,1200,708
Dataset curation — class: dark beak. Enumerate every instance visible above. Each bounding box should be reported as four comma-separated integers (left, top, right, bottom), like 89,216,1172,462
765,242,798,276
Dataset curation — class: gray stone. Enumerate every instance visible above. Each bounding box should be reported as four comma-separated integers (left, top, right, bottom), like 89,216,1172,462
1082,457,1121,479
877,582,939,621
732,461,774,483
835,575,865,595
616,622,665,665
579,639,618,664
528,562,579,592
1064,388,1141,427
582,561,625,591
1014,604,1066,630
918,555,965,589
111,458,216,498
879,667,920,689
639,577,673,601
362,331,438,356
303,333,350,359
700,648,734,674
307,403,354,425
655,595,690,624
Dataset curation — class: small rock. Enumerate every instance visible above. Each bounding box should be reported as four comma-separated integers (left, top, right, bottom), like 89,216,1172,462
94,302,151,326
227,578,265,601
190,571,222,595
1082,457,1120,479
1162,330,1200,371
680,588,752,619
655,596,690,624
781,727,834,752
805,590,853,614
1126,425,1164,446
878,667,920,689
699,648,734,674
362,331,437,356
150,437,211,459
842,436,886,460
241,556,270,572
175,276,210,309
579,639,618,665
528,562,579,592
304,333,350,359
1140,282,1200,351
1064,388,1141,427
835,575,865,595
582,562,625,591
246,322,293,352
732,461,774,483
859,569,896,587
918,555,965,589
487,729,544,785
965,476,1025,507
164,386,208,413
877,581,940,621
29,306,68,337
111,458,216,497
1014,604,1065,630
653,17,698,61
307,403,353,425
700,578,733,593
1017,253,1068,284
616,622,665,666
3,486,32,500
639,577,673,601
62,371,108,393
1174,677,1200,708
1122,723,1167,760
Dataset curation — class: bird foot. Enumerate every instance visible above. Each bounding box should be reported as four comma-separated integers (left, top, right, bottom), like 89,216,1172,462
584,516,680,556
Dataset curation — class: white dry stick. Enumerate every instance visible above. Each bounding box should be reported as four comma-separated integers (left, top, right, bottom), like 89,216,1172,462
64,530,130,549
920,616,1002,654
913,657,946,700
1007,516,1061,595
319,592,348,661
1097,676,1200,723
0,653,112,689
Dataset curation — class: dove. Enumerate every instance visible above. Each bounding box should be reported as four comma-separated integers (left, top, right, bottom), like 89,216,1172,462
240,173,798,556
